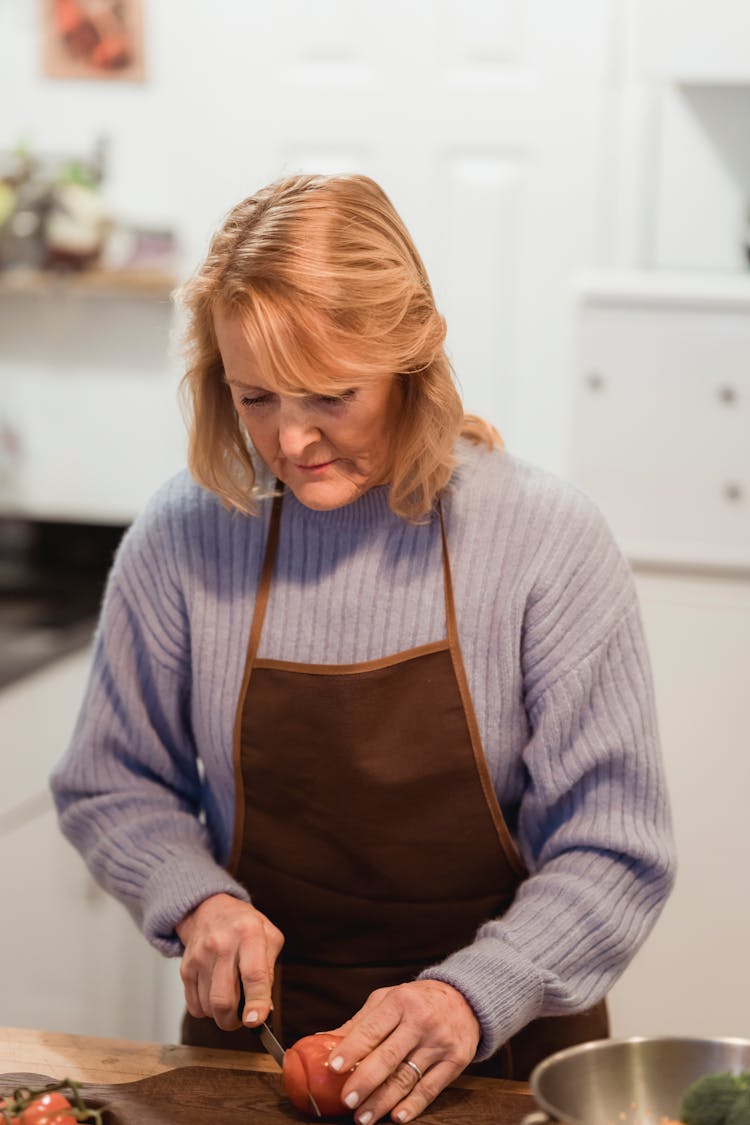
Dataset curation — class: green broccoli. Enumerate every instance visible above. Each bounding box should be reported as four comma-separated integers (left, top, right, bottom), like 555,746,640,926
681,1071,750,1125
726,1090,750,1125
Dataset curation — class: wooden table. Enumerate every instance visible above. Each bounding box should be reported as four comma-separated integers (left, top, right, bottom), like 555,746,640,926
0,1026,281,1084
0,1027,535,1124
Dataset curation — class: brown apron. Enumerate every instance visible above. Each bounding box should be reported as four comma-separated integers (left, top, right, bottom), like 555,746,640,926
182,492,608,1079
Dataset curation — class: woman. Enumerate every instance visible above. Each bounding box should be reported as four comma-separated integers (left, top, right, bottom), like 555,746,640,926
51,173,675,1123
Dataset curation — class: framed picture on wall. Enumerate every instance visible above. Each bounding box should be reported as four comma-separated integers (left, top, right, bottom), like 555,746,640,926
41,0,146,82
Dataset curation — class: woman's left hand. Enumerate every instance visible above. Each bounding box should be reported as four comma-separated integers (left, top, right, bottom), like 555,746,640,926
326,979,481,1123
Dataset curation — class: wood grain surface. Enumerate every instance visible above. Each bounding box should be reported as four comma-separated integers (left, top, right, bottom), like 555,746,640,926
0,1066,536,1125
0,1028,281,1084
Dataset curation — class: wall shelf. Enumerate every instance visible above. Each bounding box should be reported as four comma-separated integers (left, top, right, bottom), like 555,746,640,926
574,269,750,310
0,268,178,299
638,0,750,83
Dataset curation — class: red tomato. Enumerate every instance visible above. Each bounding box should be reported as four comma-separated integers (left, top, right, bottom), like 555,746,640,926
283,1033,350,1117
19,1091,77,1125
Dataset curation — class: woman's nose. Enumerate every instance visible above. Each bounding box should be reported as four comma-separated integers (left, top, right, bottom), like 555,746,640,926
277,402,321,458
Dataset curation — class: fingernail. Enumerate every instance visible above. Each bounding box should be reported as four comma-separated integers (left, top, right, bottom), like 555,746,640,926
344,1091,359,1109
245,1009,258,1023
330,1055,344,1072
395,1113,407,1123
358,1112,372,1125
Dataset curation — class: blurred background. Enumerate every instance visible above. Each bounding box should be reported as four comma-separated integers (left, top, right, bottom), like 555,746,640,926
0,0,748,1046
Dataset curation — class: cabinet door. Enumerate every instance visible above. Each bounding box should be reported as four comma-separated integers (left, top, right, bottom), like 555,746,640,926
572,299,750,569
1,808,178,1039
608,571,750,1038
0,650,181,1041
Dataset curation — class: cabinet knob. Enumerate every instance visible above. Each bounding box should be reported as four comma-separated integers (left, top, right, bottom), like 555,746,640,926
723,482,744,503
717,385,738,405
585,371,605,392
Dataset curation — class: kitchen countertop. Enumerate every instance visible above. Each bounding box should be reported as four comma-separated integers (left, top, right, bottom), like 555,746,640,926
0,1027,533,1123
0,1026,281,1084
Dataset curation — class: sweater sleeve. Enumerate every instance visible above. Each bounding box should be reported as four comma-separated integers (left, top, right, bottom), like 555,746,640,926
49,490,250,956
419,489,676,1059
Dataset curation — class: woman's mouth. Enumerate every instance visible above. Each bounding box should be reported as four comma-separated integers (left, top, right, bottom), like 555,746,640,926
294,460,337,474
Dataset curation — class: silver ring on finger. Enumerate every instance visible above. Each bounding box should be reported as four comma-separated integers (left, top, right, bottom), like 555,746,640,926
404,1059,423,1082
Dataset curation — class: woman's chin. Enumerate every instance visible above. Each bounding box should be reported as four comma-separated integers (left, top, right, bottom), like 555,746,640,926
285,477,366,511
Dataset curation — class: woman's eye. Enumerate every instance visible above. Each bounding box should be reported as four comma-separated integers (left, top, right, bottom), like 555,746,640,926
316,389,356,407
236,388,355,409
240,393,273,408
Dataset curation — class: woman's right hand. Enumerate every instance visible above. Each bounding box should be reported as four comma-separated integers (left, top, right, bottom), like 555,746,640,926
176,892,284,1030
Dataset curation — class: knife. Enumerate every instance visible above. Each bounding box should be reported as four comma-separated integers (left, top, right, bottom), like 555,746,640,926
239,986,322,1118
258,1020,322,1118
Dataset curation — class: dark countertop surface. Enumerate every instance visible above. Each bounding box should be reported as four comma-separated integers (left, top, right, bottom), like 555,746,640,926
0,517,127,689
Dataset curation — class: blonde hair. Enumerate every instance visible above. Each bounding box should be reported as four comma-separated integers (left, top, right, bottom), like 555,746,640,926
178,173,501,521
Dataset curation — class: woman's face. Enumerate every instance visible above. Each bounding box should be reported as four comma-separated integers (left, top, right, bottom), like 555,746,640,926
214,308,402,511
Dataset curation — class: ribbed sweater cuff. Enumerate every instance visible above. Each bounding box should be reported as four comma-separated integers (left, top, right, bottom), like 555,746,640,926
417,937,544,1061
140,851,251,956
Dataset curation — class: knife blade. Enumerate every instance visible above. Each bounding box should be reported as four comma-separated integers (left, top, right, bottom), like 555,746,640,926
258,1020,322,1119
238,985,322,1119
257,1019,285,1067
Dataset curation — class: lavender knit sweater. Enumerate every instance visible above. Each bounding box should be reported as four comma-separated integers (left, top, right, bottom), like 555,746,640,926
50,439,675,1060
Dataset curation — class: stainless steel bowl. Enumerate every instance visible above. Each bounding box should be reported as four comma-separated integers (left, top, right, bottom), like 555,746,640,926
523,1036,750,1124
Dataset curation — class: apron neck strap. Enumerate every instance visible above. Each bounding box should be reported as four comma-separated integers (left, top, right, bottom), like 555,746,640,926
245,487,284,671
437,497,460,652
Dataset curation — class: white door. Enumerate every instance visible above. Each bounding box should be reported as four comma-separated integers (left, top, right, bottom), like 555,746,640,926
163,0,617,471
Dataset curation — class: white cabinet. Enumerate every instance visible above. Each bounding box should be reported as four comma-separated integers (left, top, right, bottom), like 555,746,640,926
570,273,750,1039
609,569,750,1038
637,0,750,82
571,274,750,571
0,649,183,1041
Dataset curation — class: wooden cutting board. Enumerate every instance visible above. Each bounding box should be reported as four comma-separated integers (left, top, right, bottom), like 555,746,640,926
0,1066,535,1125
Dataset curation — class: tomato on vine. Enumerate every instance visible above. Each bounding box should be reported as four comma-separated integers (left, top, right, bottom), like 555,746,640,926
17,1091,76,1124
0,1080,101,1124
